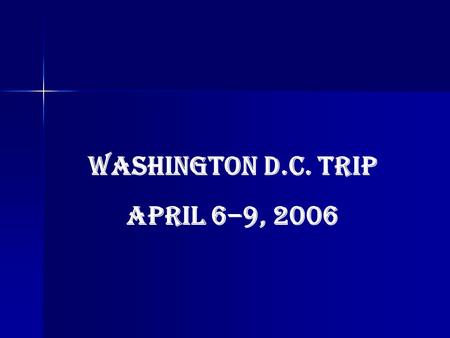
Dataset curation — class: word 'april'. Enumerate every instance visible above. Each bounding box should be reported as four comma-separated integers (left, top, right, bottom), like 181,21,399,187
87,153,378,177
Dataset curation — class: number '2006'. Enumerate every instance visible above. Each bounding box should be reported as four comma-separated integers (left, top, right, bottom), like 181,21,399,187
274,206,338,226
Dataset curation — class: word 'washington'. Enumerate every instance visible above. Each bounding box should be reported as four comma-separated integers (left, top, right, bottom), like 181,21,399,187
88,152,378,177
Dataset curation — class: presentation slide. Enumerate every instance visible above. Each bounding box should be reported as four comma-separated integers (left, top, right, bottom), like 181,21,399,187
1,2,447,338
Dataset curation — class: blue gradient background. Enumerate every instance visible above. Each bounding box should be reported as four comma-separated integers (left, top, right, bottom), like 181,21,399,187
1,1,449,337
